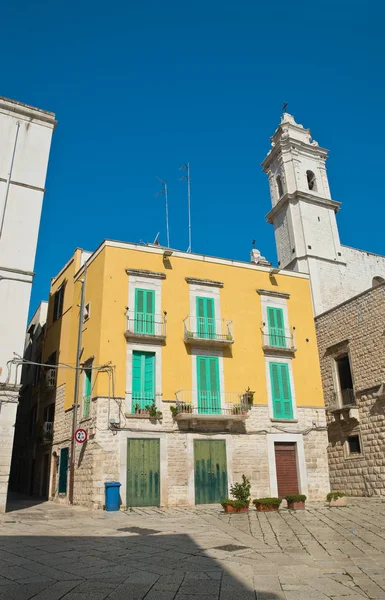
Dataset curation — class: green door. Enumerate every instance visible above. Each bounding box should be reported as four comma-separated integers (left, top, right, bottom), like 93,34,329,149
197,356,220,414
196,297,216,339
126,439,160,507
58,447,69,494
267,306,286,348
194,440,228,504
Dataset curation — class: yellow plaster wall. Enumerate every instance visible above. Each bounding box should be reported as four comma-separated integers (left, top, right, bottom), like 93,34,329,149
76,245,324,408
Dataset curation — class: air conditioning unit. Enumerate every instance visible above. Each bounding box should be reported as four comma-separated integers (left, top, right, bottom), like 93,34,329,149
43,421,53,437
46,369,56,388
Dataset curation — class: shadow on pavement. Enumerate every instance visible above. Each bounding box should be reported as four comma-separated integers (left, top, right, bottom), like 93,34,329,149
0,531,283,599
5,492,47,513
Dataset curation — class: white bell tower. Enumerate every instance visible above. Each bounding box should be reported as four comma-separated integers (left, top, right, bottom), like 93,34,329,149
262,113,346,315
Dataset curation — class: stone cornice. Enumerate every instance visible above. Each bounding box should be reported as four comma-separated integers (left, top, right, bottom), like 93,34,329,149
256,289,290,299
0,96,57,128
185,277,224,288
262,137,328,170
266,191,341,224
126,268,166,280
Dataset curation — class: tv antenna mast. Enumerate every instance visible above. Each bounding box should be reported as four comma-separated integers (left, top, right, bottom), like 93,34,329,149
179,162,191,252
155,177,170,248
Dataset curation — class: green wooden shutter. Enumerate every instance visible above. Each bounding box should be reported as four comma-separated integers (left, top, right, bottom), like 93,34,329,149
83,368,92,418
270,362,293,419
196,297,215,338
197,356,220,414
267,306,286,348
135,289,155,334
58,447,69,494
132,351,155,411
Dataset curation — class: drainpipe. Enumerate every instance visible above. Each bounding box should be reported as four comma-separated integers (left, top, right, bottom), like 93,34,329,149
68,269,87,505
0,122,20,242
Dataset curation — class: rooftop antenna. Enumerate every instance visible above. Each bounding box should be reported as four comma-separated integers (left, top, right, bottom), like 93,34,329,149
179,162,191,252
155,176,170,248
153,232,160,245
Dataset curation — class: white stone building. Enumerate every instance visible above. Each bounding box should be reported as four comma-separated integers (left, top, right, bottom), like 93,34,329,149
0,97,56,512
262,113,385,316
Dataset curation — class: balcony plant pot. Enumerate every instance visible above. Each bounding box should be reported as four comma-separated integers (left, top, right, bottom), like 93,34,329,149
327,492,347,507
221,502,249,514
285,494,307,510
253,498,281,512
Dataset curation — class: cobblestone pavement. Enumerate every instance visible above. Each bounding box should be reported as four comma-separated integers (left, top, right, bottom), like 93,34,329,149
1,498,385,599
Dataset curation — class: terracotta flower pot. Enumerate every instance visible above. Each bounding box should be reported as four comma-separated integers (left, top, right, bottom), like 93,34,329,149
223,504,249,513
287,501,305,510
329,497,347,507
255,503,279,512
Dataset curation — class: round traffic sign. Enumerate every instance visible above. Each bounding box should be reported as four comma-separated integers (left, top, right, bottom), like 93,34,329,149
75,428,88,444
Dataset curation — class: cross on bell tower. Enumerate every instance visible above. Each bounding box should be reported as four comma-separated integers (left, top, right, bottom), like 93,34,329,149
262,113,345,314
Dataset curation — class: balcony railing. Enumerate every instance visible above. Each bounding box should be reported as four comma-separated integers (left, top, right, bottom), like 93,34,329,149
125,311,166,341
130,392,161,414
261,326,295,352
42,421,53,438
174,390,248,419
333,388,356,409
183,317,234,344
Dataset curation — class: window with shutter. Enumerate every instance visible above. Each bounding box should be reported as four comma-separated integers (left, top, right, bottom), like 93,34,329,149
132,351,155,411
269,362,293,419
83,367,92,418
267,306,286,348
134,288,155,335
196,297,216,339
197,356,220,414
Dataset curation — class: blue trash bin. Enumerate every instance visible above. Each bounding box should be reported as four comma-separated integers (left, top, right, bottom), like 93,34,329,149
104,481,121,511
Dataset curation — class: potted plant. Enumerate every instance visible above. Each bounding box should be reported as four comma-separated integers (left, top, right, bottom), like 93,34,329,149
134,403,139,414
186,330,194,339
253,497,282,512
221,475,251,513
244,387,255,405
327,492,347,507
226,333,233,341
285,494,307,510
170,405,178,418
146,402,162,419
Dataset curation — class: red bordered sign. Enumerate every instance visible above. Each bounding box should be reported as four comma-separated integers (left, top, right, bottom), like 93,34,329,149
74,428,88,444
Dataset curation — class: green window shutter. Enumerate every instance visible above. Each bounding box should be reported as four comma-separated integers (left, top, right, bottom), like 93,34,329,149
196,297,216,338
269,362,293,419
197,356,220,414
267,306,286,348
132,351,155,411
135,289,155,334
83,368,92,418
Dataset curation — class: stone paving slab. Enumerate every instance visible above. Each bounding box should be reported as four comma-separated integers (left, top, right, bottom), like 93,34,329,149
0,498,385,598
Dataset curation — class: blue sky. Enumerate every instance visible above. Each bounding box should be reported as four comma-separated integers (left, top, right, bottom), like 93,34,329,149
1,0,384,317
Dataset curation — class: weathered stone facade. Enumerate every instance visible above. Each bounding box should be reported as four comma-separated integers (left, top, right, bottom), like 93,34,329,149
51,388,330,508
315,282,385,496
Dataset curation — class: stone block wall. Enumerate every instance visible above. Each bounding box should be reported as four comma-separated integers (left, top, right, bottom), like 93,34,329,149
316,283,385,496
0,393,18,512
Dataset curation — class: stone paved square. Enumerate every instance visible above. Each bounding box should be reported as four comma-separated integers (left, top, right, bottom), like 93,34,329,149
1,498,385,599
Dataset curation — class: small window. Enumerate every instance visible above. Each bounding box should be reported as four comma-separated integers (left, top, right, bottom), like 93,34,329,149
82,365,93,419
347,435,361,455
276,175,284,198
306,170,317,192
334,354,354,407
53,286,64,321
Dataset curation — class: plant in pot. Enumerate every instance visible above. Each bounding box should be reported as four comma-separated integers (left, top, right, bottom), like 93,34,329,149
221,475,251,513
285,494,307,510
244,387,255,406
134,403,140,414
253,497,282,512
170,405,179,418
327,491,347,507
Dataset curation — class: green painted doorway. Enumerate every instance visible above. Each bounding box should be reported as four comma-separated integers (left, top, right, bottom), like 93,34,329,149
126,438,160,507
194,439,228,504
58,448,69,494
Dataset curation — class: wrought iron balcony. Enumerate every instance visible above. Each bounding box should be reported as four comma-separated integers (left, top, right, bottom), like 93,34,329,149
42,421,53,439
183,317,234,345
261,326,296,354
125,311,166,342
126,392,162,417
174,390,249,422
329,389,359,421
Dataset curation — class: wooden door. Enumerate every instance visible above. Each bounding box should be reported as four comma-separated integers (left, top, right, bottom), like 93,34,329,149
58,448,69,494
126,439,160,507
274,442,299,497
194,440,227,504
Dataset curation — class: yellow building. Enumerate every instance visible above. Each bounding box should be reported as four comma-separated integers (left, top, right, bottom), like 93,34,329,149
43,241,330,508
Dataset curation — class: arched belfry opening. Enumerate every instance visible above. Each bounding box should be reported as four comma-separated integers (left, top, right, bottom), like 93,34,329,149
276,175,284,198
306,170,317,192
